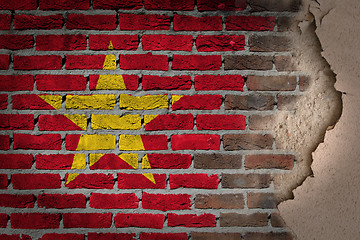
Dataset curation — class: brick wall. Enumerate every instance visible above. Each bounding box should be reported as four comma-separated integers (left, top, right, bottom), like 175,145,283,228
0,0,303,239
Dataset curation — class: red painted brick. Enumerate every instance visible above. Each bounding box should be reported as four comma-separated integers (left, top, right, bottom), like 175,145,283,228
118,173,166,189
90,153,138,170
36,154,81,170
90,75,138,90
120,14,170,30
140,233,188,240
14,134,62,150
145,0,194,10
63,213,112,228
66,55,109,70
88,233,136,240
123,135,168,150
198,0,246,10
0,114,34,130
11,213,60,229
171,134,221,150
0,75,34,91
37,75,86,91
67,14,117,30
120,53,168,71
168,213,216,227
0,194,34,208
0,135,9,150
0,0,36,10
36,35,86,51
14,55,62,70
245,154,295,170
174,14,222,31
15,15,63,30
12,174,61,190
197,114,246,130
170,174,219,189
0,35,33,50
38,193,86,209
39,115,84,131
143,35,193,51
65,173,114,189
89,35,138,50
12,94,61,110
197,35,245,51
0,15,11,30
0,234,31,240
93,0,142,9
142,192,191,211
226,16,276,31
0,55,9,70
0,154,33,169
145,154,192,169
143,75,191,90
90,193,139,209
172,95,222,110
0,94,6,109
172,55,221,71
145,114,194,131
0,174,7,189
195,75,244,91
115,213,165,229
39,233,85,240
39,0,89,10
0,213,7,228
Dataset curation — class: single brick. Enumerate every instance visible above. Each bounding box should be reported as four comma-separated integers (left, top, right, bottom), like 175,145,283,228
244,232,293,240
65,134,116,151
0,55,9,70
89,35,138,50
194,153,242,169
39,0,89,10
11,213,60,229
168,213,216,228
89,153,138,170
118,173,166,189
36,75,86,91
299,76,311,91
39,233,85,240
172,95,222,110
222,174,271,188
143,154,192,169
171,134,220,150
226,16,275,31
39,115,87,131
0,94,6,109
14,134,62,150
195,194,244,209
13,94,62,110
271,213,287,227
224,134,273,150
119,94,168,110
120,53,168,71
0,174,7,189
197,114,246,130
36,35,86,51
145,0,194,10
247,193,279,209
172,55,222,71
224,55,273,70
0,35,33,50
91,114,141,130
173,14,222,31
277,95,301,110
65,173,114,189
13,55,62,70
145,114,194,131
142,35,193,51
170,174,218,189
0,15,11,30
115,213,165,229
0,234,32,240
140,233,188,240
249,35,292,52
0,0,36,10
277,17,299,32
248,0,300,12
67,14,116,30
143,75,191,90
66,95,116,110
196,35,245,51
220,213,268,227
88,233,135,240
0,194,35,208
12,174,61,189
63,213,112,228
0,154,33,169
198,0,246,11
37,193,86,209
119,135,168,151
0,135,9,150
0,213,7,228
90,193,139,209
120,14,170,30
245,154,295,169
195,75,244,90
93,0,142,9
0,75,34,91
249,114,275,130
66,55,116,70
90,75,139,90
15,15,63,30
0,114,34,130
192,232,242,240
225,94,275,110
275,55,298,71
142,192,191,211
247,75,297,91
